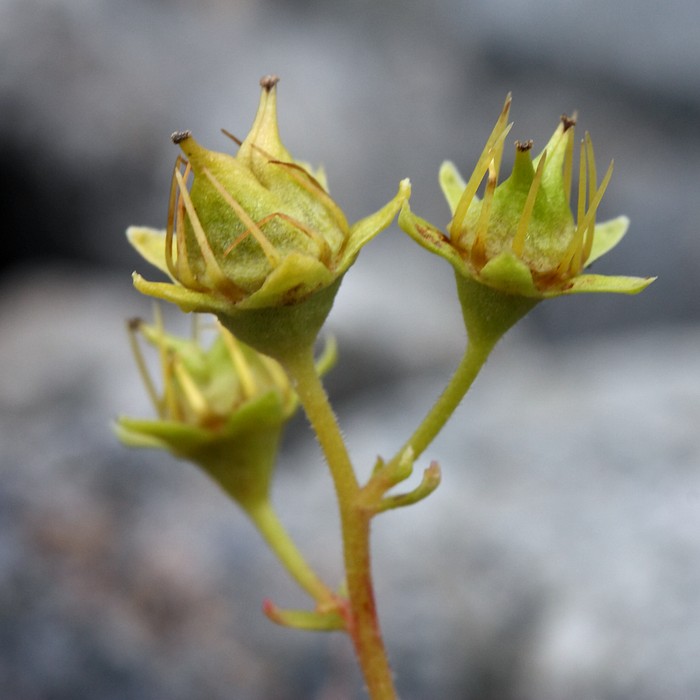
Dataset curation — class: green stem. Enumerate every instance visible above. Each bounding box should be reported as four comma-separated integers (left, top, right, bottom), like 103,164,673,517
282,345,397,700
388,274,538,467
243,498,335,605
396,337,494,463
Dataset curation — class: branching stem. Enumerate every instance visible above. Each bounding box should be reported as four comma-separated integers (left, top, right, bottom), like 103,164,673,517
282,345,397,700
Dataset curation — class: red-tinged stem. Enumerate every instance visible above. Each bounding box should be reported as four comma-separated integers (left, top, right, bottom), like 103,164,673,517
282,345,396,700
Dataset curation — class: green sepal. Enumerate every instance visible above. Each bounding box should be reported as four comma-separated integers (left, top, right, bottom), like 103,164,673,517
586,215,629,265
115,390,285,507
132,273,234,315
340,179,411,267
361,447,442,513
439,161,468,216
478,250,541,297
558,272,656,296
127,226,172,278
375,461,441,513
398,200,466,273
262,599,346,631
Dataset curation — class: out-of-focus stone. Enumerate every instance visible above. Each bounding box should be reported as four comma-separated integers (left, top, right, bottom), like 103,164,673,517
1,268,698,698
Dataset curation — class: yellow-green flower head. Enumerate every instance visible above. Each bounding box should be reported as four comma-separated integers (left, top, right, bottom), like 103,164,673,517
115,313,335,506
399,96,655,299
128,75,410,358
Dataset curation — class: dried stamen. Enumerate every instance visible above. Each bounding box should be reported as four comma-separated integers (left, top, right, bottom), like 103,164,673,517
557,139,613,276
175,168,244,294
260,355,293,410
201,167,281,268
172,358,210,422
173,164,205,291
152,308,180,421
472,157,500,265
269,159,351,238
562,122,576,206
165,156,184,280
582,133,597,263
127,317,161,417
220,128,242,146
224,211,332,267
219,324,257,400
450,95,513,239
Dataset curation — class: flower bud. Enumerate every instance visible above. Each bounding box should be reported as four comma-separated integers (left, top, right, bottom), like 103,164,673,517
115,312,335,507
400,96,655,300
128,76,410,359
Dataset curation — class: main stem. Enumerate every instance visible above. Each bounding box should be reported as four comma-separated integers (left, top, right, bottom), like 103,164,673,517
282,345,397,700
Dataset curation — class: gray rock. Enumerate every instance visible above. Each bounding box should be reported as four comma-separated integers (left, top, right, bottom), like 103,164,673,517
1,267,698,698
1,0,698,339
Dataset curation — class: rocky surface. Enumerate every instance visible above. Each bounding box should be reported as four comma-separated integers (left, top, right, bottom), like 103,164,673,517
2,0,698,337
2,3,698,696
1,268,698,699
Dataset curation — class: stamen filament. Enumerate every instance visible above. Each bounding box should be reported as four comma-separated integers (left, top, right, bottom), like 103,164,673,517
261,355,294,410
558,149,613,276
270,159,351,238
154,308,181,421
175,167,236,291
201,167,281,268
220,128,242,146
127,318,161,417
563,125,575,206
577,139,587,235
556,140,587,276
172,162,205,290
472,158,499,264
575,158,614,256
512,149,547,257
582,133,598,263
450,95,513,239
219,325,258,400
165,156,185,280
223,211,332,267
173,358,210,421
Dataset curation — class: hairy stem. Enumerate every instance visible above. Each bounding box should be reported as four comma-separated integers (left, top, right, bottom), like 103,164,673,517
282,345,397,700
395,337,494,464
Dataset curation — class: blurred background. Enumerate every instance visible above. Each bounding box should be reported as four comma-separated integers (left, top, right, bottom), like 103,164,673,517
1,1,699,698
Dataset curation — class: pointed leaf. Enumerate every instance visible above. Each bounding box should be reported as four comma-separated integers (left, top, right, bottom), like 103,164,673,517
262,599,345,631
398,201,467,274
376,461,441,513
341,179,411,268
127,227,172,277
558,273,657,296
132,273,232,315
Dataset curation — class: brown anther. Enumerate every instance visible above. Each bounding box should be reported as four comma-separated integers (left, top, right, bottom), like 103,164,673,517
171,130,192,144
127,317,143,331
515,139,534,152
561,114,577,131
260,74,280,91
